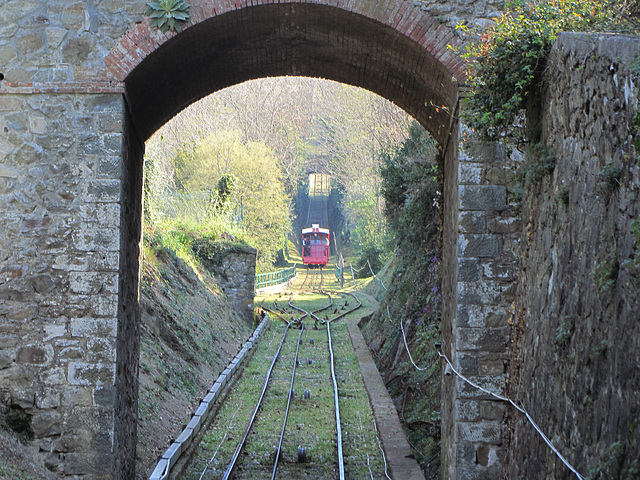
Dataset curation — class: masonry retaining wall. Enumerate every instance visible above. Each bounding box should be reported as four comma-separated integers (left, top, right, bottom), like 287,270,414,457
441,122,520,479
206,246,257,327
504,33,640,479
0,92,126,476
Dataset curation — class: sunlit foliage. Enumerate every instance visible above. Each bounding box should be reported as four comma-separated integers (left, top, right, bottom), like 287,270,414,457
461,0,639,141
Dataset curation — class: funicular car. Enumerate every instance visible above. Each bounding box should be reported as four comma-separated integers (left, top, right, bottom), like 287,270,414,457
301,224,330,266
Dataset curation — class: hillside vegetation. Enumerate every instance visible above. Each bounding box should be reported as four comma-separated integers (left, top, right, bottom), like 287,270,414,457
145,77,413,273
135,227,254,477
359,124,444,478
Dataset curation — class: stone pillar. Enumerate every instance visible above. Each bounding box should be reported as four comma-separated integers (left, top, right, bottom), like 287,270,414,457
209,245,257,326
441,124,519,479
0,90,129,477
440,117,460,480
114,100,144,478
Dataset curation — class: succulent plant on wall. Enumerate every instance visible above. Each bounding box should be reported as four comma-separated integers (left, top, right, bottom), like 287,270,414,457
144,0,191,33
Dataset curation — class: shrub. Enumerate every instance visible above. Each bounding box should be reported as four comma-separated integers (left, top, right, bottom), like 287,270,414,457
355,243,386,278
144,0,191,33
596,163,622,201
380,121,439,252
592,251,619,295
460,0,636,142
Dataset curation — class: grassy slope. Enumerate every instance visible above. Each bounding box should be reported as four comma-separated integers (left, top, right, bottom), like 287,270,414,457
136,247,253,478
0,415,48,480
358,252,442,479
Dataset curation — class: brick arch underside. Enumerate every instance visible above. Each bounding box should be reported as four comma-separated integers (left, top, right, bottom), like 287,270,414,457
116,2,463,146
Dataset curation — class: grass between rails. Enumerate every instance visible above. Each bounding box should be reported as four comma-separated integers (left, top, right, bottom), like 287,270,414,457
182,287,385,479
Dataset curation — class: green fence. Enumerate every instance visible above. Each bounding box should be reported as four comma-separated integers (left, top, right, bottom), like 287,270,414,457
255,265,297,290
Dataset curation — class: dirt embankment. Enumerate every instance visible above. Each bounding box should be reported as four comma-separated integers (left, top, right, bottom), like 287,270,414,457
359,255,442,479
136,249,253,478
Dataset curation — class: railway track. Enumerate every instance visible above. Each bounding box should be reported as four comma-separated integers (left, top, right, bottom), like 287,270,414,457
179,280,386,480
300,266,323,290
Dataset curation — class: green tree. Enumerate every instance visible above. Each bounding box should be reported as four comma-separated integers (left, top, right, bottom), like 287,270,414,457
144,78,414,266
172,131,291,268
381,122,439,252
215,173,237,212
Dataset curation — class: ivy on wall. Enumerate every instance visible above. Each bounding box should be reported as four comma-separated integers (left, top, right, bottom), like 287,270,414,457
459,0,639,142
145,0,191,33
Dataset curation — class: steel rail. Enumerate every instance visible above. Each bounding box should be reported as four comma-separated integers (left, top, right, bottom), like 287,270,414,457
272,298,289,317
221,318,291,480
271,321,305,480
308,292,332,328
303,268,323,292
326,312,345,480
221,290,359,480
271,292,339,480
301,266,310,289
322,291,362,480
304,267,314,290
287,296,310,319
285,290,352,479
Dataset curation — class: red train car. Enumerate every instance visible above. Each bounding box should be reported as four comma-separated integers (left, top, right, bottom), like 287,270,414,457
302,224,330,266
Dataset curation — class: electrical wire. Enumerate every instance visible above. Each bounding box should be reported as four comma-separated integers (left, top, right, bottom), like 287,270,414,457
366,453,374,480
372,419,392,480
437,349,585,480
198,403,243,480
367,260,387,290
391,301,585,479
392,306,428,371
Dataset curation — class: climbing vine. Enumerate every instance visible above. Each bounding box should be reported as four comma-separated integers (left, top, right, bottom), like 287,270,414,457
145,0,191,33
459,0,639,142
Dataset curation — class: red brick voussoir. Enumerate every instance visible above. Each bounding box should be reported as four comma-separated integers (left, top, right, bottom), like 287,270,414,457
103,0,467,85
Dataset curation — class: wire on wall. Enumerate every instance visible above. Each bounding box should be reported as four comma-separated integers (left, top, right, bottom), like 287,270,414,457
437,349,585,480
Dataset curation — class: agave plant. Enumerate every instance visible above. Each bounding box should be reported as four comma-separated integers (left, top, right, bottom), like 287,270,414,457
145,0,191,33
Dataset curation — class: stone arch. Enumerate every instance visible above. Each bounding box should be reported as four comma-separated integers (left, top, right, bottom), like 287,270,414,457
0,0,523,478
107,1,469,477
106,0,466,145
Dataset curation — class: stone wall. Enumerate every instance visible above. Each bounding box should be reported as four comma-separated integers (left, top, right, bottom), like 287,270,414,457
0,92,126,476
411,0,504,29
0,1,144,84
441,123,520,480
209,246,257,327
505,33,640,479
